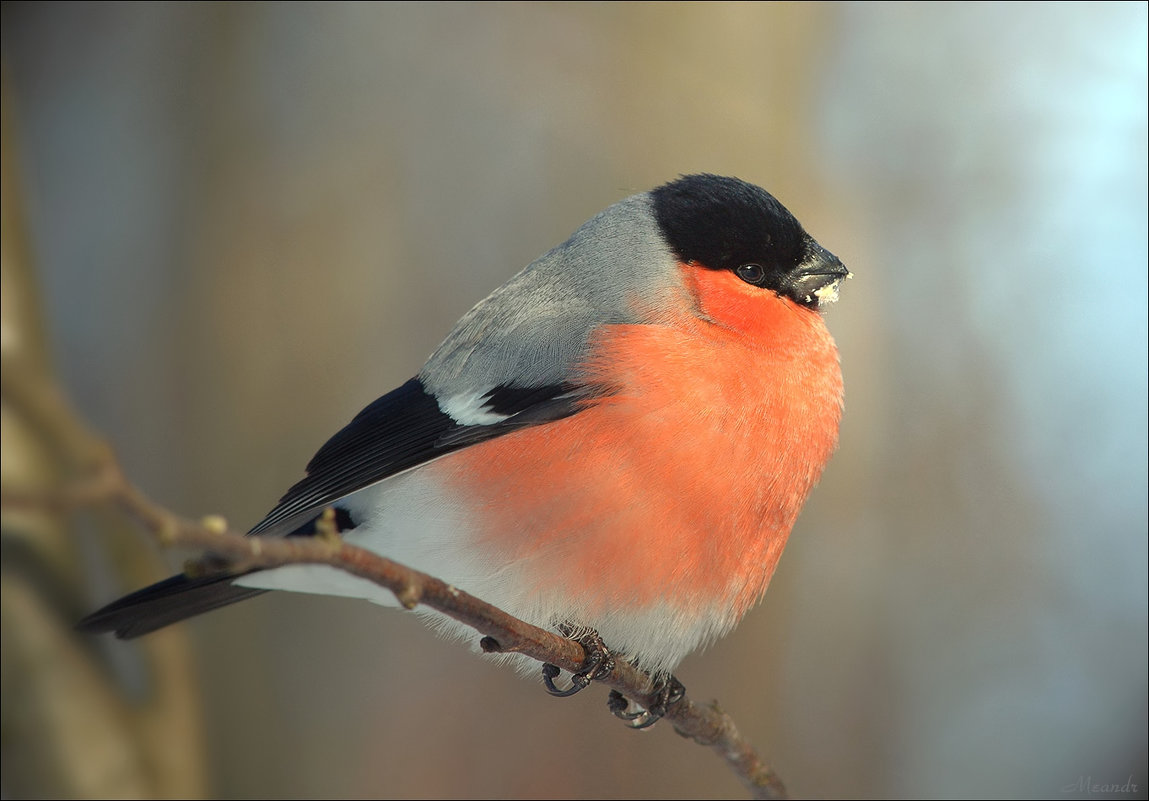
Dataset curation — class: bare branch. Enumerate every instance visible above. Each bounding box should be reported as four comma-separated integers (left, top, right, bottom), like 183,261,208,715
1,358,788,800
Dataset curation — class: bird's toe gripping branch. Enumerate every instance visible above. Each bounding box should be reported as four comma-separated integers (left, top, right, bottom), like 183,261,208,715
541,627,686,730
542,629,615,697
607,673,686,729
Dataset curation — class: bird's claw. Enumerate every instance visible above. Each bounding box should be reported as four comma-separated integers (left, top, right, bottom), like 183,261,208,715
542,629,615,697
541,628,685,731
608,689,647,721
542,663,590,697
607,674,686,729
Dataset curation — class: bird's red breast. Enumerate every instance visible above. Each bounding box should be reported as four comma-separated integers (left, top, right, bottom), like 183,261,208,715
438,262,842,639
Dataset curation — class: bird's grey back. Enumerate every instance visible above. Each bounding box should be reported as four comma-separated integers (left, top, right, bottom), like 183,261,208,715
419,192,679,395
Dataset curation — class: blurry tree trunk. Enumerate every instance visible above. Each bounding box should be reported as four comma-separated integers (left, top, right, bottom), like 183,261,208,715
1,68,208,799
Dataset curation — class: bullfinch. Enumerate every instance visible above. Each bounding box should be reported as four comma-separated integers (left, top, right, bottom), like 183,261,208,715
79,174,848,688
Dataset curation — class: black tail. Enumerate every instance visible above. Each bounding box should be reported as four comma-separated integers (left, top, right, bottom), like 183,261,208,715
77,573,267,639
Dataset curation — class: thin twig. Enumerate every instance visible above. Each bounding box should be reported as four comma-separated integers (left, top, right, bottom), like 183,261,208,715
0,360,788,800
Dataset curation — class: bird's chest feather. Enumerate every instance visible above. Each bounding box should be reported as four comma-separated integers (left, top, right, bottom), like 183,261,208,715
440,296,842,626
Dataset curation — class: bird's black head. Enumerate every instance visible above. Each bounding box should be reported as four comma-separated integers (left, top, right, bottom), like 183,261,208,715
651,174,848,308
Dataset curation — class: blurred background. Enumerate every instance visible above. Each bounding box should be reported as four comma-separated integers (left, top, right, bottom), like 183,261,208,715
1,2,1145,798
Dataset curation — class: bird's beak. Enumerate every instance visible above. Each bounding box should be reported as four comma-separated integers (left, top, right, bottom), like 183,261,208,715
787,241,851,307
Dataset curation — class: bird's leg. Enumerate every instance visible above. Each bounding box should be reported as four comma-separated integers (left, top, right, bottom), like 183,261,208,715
607,673,686,729
542,627,615,697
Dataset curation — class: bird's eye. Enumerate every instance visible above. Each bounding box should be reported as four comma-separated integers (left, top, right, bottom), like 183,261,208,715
735,263,766,285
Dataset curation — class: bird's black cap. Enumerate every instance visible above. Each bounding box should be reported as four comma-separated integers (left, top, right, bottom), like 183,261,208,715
651,174,846,307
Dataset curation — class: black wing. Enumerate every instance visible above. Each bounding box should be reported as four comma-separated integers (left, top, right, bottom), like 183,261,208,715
77,376,587,638
248,377,585,535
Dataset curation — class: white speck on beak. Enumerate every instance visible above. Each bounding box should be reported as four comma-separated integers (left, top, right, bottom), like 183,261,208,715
814,274,847,305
